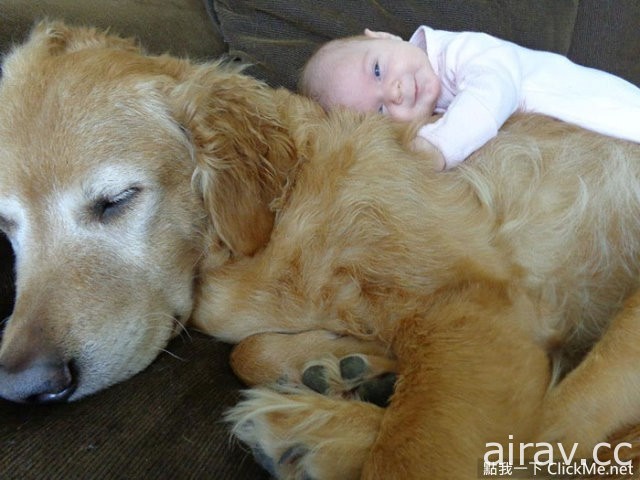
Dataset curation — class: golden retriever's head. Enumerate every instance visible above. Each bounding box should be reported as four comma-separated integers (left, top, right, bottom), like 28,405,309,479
0,22,295,402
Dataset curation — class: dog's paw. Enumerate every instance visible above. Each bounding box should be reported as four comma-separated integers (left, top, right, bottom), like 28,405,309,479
300,354,397,407
226,388,383,480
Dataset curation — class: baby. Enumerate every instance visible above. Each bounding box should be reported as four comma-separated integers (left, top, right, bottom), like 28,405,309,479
299,27,640,170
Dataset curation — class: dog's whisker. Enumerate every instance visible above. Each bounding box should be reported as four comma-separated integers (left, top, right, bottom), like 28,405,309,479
173,317,192,339
136,312,193,346
159,347,187,362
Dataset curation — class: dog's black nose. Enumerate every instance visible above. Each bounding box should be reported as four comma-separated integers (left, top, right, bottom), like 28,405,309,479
0,354,77,404
24,361,77,404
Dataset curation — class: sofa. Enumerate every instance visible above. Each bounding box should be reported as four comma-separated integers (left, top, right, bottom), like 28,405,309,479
0,1,638,478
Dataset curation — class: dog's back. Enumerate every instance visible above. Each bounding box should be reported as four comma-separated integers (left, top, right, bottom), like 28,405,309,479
262,105,640,356
464,115,640,359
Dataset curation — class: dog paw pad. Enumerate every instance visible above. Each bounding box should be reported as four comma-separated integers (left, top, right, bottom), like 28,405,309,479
339,354,369,381
356,372,397,407
302,364,329,394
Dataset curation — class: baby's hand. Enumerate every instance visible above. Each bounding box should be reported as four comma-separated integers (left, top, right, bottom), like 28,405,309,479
411,136,445,171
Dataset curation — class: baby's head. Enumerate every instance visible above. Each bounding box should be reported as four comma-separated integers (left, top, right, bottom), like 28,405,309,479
299,29,440,123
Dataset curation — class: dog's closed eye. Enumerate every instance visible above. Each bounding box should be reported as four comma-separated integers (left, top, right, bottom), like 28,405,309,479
91,186,141,223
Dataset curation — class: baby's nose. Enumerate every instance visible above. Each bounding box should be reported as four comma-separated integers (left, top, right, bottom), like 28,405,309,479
386,80,403,105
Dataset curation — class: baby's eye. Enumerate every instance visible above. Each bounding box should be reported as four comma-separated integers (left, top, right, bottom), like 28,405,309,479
373,61,381,79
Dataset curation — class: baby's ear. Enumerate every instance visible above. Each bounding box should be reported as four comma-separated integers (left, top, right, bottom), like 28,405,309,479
364,29,403,41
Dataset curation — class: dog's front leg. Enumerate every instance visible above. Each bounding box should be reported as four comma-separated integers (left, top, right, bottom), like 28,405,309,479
362,285,550,479
191,257,307,342
230,330,396,393
191,249,358,342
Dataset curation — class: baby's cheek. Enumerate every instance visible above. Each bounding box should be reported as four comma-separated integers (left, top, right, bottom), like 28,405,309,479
388,107,418,123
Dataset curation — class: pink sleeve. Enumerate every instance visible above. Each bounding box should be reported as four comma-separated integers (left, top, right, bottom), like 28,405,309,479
420,37,523,168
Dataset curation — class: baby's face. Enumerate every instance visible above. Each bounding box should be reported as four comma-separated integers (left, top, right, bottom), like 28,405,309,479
318,37,440,122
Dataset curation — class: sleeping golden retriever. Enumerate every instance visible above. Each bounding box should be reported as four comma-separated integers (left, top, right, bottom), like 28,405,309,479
1,22,640,479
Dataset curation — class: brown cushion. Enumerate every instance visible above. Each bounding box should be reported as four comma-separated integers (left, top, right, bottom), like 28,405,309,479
212,0,579,90
568,0,640,87
0,0,225,59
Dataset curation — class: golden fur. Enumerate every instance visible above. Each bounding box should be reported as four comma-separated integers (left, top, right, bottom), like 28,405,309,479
1,22,640,479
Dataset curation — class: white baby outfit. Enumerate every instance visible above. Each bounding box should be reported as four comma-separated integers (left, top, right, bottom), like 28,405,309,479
410,26,640,168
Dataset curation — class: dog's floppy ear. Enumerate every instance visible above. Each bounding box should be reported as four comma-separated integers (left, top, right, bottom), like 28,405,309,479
25,20,140,55
2,21,140,82
167,63,297,256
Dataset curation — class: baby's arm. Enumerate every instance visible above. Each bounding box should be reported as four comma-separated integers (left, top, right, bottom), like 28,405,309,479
421,40,523,169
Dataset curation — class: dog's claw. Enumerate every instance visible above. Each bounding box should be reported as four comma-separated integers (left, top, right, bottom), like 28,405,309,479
251,444,277,477
279,444,309,466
